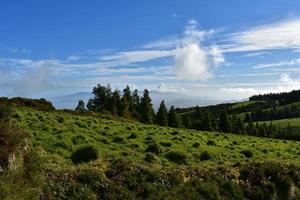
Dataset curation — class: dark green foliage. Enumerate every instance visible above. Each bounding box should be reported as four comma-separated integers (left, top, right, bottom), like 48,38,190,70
75,100,86,112
207,140,216,146
72,135,86,145
71,146,98,164
219,111,232,133
144,152,157,163
76,169,106,191
57,116,65,123
160,142,172,147
182,114,192,128
127,132,138,139
145,143,162,154
112,136,126,143
156,100,168,126
165,151,187,164
168,106,181,128
0,97,55,111
241,150,253,158
199,151,212,161
140,89,154,124
192,142,200,148
275,175,292,200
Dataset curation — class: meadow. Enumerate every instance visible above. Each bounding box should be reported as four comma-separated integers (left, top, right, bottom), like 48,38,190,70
16,107,300,169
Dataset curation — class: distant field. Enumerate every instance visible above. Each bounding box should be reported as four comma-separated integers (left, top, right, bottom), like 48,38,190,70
15,107,300,169
258,117,300,129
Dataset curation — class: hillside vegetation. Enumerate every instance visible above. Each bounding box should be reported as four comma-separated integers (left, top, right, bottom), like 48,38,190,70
0,101,299,199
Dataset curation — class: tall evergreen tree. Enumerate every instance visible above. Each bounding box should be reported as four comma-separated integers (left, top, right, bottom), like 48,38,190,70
219,111,232,133
86,99,95,111
156,100,168,126
168,106,181,128
75,100,86,112
90,84,112,112
111,89,122,116
132,89,141,120
195,105,201,119
140,89,154,124
120,96,131,118
182,114,192,129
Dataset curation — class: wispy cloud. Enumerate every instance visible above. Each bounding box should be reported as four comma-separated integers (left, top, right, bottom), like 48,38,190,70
224,17,300,52
253,58,300,69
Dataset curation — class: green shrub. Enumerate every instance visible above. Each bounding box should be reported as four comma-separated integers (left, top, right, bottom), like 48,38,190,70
57,116,64,123
144,152,157,163
207,140,216,146
112,136,126,143
76,169,106,191
199,151,212,161
72,135,86,145
145,143,162,155
127,133,138,139
165,151,187,164
160,142,172,147
71,146,98,164
192,142,200,148
241,150,253,158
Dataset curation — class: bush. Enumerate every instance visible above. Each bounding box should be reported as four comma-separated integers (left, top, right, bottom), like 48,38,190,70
57,116,65,123
112,136,126,143
165,151,187,164
199,151,212,161
206,140,216,146
76,169,106,191
127,133,138,139
160,142,172,147
144,152,157,163
71,146,98,164
241,150,253,158
145,143,162,155
192,142,200,148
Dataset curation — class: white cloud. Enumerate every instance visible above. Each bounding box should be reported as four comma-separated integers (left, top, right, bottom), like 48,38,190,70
244,51,271,58
219,73,300,99
171,20,224,80
174,43,211,80
253,58,300,69
224,18,300,52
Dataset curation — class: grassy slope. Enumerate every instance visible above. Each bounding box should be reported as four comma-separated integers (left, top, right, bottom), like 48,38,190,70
258,117,300,129
16,107,300,169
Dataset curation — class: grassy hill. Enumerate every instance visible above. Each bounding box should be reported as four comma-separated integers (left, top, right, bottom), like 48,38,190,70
16,107,300,168
1,100,300,199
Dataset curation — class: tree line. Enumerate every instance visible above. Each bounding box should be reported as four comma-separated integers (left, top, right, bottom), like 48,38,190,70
75,84,182,127
249,89,300,105
183,108,300,141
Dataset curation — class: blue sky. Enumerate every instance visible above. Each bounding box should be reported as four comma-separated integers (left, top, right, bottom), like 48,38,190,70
1,0,300,102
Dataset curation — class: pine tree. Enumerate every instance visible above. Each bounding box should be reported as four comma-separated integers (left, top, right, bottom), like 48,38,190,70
75,100,86,112
111,89,122,116
168,106,181,128
182,114,192,129
132,89,141,120
156,100,168,126
219,111,232,133
86,99,95,111
140,89,154,124
120,96,131,117
195,105,201,119
200,111,213,131
91,84,111,112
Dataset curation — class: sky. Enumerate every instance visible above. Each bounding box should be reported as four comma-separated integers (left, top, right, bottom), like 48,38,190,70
1,0,300,102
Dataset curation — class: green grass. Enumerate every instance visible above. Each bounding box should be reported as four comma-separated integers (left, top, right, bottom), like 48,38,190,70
231,100,265,109
14,107,300,169
258,117,300,129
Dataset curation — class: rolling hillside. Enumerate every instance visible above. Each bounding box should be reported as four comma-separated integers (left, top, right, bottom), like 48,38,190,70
1,103,299,199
